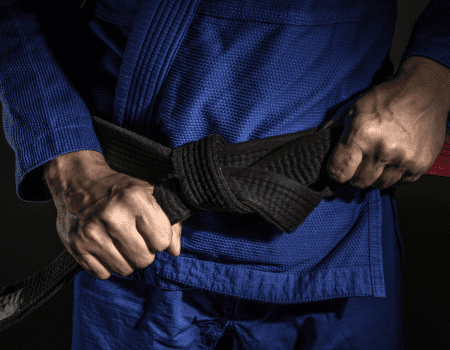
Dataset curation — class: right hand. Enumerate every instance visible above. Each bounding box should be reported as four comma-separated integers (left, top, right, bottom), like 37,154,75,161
43,150,182,280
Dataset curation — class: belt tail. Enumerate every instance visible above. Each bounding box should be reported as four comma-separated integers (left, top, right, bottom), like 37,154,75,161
0,250,81,332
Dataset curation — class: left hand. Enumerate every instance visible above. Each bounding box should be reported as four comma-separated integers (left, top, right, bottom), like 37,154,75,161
327,56,450,189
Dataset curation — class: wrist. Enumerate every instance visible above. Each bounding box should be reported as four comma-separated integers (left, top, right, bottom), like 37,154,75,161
396,56,450,107
43,150,108,196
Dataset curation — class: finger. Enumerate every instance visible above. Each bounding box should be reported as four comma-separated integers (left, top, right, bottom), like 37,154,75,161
136,197,172,252
371,166,404,189
105,237,142,275
66,229,115,280
166,222,183,257
396,171,422,185
130,222,157,267
73,251,112,280
349,156,385,188
98,205,155,269
327,140,363,184
82,230,137,277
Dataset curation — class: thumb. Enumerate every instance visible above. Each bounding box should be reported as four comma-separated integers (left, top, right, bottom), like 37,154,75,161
167,222,183,257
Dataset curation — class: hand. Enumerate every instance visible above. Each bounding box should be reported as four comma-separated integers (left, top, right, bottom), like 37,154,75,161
326,56,450,189
44,150,182,280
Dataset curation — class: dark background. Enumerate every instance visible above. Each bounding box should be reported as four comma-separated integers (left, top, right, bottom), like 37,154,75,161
1,0,449,349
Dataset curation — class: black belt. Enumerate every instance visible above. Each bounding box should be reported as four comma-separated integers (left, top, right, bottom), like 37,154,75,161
0,52,398,332
0,106,351,332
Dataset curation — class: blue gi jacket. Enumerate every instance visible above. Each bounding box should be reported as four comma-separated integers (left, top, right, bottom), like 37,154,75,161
1,0,450,303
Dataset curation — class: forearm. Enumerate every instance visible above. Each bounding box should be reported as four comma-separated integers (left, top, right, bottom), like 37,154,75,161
385,56,450,123
399,0,450,109
43,150,108,198
397,56,450,96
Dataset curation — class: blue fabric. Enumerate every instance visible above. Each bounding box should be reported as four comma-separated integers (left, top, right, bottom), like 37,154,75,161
134,0,395,302
72,188,404,350
0,0,448,332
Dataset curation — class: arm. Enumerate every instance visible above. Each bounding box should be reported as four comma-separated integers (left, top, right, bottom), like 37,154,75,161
399,0,450,176
0,0,103,202
400,0,450,130
1,0,182,278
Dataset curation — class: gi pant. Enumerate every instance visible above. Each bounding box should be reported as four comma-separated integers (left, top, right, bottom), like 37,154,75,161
72,188,405,350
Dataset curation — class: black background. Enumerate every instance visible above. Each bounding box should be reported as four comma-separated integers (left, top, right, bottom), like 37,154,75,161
1,0,449,349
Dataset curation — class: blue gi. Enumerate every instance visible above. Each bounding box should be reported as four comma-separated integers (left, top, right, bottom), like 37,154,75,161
1,0,449,349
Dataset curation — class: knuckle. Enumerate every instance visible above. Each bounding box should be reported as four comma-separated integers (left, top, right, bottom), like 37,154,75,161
136,181,155,195
421,160,433,172
68,238,84,255
123,184,146,201
99,202,126,223
152,234,172,252
80,223,102,243
134,255,155,269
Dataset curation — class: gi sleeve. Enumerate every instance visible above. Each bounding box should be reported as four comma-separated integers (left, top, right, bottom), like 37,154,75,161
401,0,450,69
0,0,104,203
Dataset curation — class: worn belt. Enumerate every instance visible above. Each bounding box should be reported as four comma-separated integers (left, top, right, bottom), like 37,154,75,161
0,99,358,332
0,47,401,331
